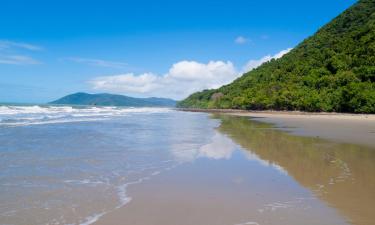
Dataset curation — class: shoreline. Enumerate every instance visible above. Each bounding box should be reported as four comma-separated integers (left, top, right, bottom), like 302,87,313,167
178,108,375,148
177,108,375,118
91,109,375,225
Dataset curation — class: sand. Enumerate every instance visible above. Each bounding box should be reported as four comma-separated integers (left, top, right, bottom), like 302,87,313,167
181,109,375,148
93,110,375,225
94,152,350,225
226,111,375,148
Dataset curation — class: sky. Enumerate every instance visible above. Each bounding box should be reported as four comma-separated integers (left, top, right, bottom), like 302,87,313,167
0,0,357,103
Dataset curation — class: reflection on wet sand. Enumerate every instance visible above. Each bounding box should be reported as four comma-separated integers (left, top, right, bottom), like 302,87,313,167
215,115,375,225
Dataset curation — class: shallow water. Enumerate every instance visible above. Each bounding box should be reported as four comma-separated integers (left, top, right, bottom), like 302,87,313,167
215,115,375,225
0,106,218,225
0,106,374,225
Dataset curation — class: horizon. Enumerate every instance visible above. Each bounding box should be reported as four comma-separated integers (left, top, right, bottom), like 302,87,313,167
1,0,356,103
0,92,178,106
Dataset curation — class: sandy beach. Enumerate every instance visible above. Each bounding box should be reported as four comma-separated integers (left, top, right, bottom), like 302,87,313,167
93,110,375,225
94,160,350,225
180,109,375,148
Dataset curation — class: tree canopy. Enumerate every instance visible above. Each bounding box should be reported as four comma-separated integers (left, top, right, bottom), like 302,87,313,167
178,0,375,113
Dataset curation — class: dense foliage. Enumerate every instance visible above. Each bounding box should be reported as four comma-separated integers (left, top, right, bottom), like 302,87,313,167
50,92,176,107
178,0,375,113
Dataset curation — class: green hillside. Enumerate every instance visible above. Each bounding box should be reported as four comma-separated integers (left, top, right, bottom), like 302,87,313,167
178,0,375,113
50,92,176,107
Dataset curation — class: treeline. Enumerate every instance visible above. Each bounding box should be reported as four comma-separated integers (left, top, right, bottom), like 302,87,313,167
178,0,375,113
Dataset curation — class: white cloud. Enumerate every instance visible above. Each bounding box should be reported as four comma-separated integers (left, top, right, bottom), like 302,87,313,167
235,36,249,44
242,48,292,73
92,73,160,93
0,55,41,65
0,40,42,51
90,48,291,100
64,57,128,69
0,40,42,65
91,60,237,100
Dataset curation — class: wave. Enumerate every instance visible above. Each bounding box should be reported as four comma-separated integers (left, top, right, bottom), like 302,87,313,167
0,105,172,126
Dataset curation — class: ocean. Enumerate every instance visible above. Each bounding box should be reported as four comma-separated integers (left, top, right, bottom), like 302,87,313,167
0,105,220,224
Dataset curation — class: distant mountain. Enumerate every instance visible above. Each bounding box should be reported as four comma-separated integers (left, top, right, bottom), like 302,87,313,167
178,0,375,113
50,92,176,107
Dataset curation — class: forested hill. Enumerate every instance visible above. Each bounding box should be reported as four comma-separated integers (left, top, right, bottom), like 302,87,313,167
50,92,176,107
178,0,375,113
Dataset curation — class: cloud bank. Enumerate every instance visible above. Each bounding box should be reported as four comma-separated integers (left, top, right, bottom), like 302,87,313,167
90,48,292,100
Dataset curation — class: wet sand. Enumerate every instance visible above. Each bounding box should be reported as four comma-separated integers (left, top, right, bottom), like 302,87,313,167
182,109,375,148
95,148,350,225
228,111,375,148
94,112,375,225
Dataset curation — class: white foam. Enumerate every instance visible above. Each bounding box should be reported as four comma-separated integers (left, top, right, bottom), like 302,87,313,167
234,221,260,225
116,176,150,208
116,164,177,209
78,212,106,225
66,173,160,225
63,179,106,186
0,105,172,126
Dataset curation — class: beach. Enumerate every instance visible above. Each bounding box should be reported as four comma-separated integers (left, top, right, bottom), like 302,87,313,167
181,109,375,148
93,110,375,225
1,1,374,225
1,106,374,225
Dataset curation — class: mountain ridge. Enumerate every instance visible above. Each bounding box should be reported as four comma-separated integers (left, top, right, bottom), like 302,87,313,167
50,92,176,107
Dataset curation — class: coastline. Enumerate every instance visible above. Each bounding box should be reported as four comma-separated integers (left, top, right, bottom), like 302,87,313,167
178,108,375,148
177,108,375,118
93,110,375,225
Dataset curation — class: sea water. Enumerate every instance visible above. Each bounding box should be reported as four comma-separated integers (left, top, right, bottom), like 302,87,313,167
0,105,218,225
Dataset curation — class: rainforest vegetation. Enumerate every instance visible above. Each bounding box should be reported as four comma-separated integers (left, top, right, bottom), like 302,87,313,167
178,0,375,113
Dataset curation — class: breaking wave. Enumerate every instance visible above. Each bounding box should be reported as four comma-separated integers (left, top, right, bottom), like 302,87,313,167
0,105,172,126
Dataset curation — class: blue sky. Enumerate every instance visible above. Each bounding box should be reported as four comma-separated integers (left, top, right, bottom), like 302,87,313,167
0,0,357,103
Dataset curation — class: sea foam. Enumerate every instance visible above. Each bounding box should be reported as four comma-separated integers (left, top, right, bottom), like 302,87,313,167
0,105,172,126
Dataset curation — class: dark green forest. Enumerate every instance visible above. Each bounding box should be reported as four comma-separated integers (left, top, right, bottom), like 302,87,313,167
178,0,375,113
